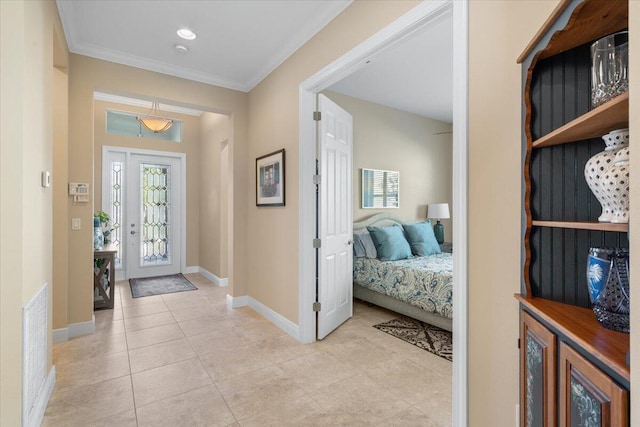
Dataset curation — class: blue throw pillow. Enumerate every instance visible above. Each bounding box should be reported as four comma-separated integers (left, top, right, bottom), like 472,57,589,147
366,224,412,261
403,221,441,256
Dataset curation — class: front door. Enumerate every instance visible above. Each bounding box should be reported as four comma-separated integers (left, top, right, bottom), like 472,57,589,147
126,154,181,279
317,94,353,339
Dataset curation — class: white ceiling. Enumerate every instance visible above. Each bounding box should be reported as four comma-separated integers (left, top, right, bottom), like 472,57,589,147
56,0,352,92
57,0,452,122
328,10,453,122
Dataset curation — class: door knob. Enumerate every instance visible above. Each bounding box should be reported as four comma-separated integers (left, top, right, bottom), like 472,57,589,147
130,230,136,235
347,239,353,245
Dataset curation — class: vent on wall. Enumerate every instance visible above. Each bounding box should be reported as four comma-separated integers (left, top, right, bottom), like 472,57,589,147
22,284,48,425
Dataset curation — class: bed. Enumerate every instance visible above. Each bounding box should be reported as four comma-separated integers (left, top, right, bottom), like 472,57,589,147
353,213,453,331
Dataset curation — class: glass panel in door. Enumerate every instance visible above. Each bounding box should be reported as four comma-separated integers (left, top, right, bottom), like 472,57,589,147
140,163,171,266
127,154,181,279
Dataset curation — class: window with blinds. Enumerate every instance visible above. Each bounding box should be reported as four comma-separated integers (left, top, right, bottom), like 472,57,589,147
361,168,399,208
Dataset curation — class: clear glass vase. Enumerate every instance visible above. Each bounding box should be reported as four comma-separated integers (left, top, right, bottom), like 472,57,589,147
591,31,628,107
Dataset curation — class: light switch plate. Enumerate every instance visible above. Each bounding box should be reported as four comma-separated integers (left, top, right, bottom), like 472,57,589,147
71,218,81,230
41,171,51,188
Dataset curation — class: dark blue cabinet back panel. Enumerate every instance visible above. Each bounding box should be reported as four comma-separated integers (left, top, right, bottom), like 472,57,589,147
527,43,629,308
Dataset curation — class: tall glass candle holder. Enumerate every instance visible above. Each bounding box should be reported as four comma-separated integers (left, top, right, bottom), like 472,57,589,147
591,31,628,108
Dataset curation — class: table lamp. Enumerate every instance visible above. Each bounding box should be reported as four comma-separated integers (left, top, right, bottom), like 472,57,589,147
427,203,450,244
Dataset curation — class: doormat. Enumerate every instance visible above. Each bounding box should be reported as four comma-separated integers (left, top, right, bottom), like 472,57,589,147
373,317,452,361
129,273,197,298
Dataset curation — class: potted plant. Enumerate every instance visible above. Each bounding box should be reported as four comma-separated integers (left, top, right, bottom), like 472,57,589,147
94,211,114,245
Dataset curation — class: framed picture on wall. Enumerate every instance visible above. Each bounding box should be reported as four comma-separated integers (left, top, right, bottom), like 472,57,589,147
256,149,285,206
361,168,400,209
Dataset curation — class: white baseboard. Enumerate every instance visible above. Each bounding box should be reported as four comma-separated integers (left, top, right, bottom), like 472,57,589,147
226,294,248,309
248,297,299,340
185,266,229,287
225,295,299,339
26,366,55,427
184,266,199,274
69,315,95,339
53,315,95,343
52,328,68,344
197,267,229,287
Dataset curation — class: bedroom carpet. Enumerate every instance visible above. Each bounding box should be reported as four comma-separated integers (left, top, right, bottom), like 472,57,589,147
129,273,197,298
373,317,452,361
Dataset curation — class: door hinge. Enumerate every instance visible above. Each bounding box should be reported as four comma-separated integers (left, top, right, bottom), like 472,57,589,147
313,238,321,248
313,302,321,312
313,111,321,121
313,174,321,185
517,338,521,349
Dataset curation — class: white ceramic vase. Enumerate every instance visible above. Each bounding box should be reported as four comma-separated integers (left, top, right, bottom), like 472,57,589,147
584,128,629,222
601,146,630,223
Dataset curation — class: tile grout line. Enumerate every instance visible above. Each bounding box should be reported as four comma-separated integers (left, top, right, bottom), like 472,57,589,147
118,280,141,427
197,357,239,425
45,275,452,426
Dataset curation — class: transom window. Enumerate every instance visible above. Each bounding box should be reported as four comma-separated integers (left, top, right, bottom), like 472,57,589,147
106,109,182,142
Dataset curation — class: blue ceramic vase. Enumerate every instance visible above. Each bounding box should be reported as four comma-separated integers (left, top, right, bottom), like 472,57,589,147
93,217,104,251
587,247,629,333
586,248,614,303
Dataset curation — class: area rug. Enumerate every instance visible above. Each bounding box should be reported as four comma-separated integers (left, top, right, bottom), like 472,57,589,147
373,317,452,361
129,273,197,298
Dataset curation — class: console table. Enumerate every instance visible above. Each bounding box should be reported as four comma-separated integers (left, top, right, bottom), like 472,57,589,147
94,245,117,309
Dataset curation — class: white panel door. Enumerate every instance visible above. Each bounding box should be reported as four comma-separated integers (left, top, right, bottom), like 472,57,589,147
126,154,181,279
317,94,353,339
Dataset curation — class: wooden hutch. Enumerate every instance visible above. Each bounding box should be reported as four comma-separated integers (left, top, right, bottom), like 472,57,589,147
517,0,630,426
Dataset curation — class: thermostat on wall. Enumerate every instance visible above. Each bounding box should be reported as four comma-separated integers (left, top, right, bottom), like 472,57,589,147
41,171,51,188
68,182,89,203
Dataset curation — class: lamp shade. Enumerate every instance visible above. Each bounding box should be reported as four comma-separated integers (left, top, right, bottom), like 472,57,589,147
427,203,450,220
137,101,173,133
139,117,173,133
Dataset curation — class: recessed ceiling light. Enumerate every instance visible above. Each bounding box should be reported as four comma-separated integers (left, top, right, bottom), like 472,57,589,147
174,45,189,54
177,28,196,40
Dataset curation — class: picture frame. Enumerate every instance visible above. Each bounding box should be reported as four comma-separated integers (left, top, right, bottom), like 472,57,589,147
256,149,285,206
361,168,400,209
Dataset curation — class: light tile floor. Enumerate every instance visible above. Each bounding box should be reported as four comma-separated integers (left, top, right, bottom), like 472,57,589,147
43,274,451,426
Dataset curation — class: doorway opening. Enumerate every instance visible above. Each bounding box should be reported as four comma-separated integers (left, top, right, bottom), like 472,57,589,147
102,147,185,279
94,94,233,286
298,1,468,424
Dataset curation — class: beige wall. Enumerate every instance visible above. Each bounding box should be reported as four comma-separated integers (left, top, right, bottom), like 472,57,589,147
66,55,249,327
0,0,65,423
467,1,563,425
324,91,453,239
0,3,25,422
3,2,637,426
93,100,203,268
247,0,421,324
53,68,69,330
199,112,230,277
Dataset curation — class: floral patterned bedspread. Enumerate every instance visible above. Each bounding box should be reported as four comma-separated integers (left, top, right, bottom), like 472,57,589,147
353,253,453,319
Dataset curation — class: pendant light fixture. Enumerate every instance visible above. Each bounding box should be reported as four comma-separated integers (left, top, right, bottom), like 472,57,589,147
137,101,173,133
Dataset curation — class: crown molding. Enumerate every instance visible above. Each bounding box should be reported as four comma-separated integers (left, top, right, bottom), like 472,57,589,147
72,42,250,92
57,0,352,93
244,0,353,90
93,92,204,116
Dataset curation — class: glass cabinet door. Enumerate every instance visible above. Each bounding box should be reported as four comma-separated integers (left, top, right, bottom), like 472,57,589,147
560,342,627,427
520,311,557,427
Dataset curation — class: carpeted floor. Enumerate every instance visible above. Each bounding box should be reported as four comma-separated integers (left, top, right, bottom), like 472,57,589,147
373,317,452,361
129,273,197,298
